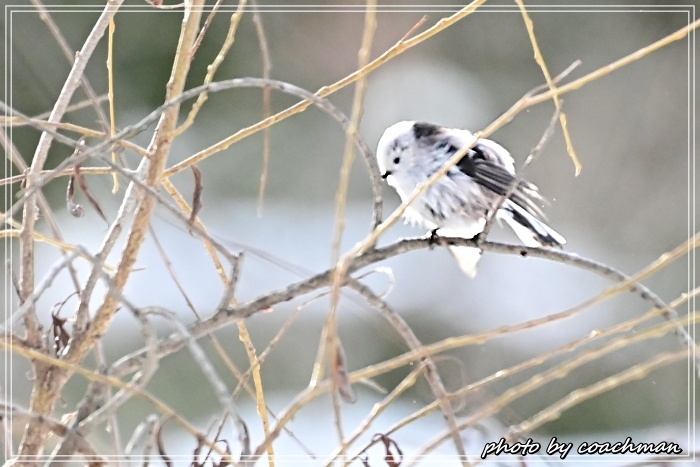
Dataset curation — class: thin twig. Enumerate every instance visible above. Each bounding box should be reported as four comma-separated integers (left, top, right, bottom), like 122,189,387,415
4,336,229,458
0,95,109,126
236,321,272,464
191,0,225,55
515,0,581,174
173,0,247,137
372,289,699,446
16,2,201,461
416,323,693,459
215,254,245,312
346,279,470,464
252,0,273,217
228,292,320,459
6,404,106,465
149,225,203,318
107,15,120,192
3,249,82,330
399,15,428,41
323,0,378,458
1,121,101,301
0,108,149,182
0,126,86,301
480,17,700,138
161,0,487,179
142,307,247,460
109,233,697,388
2,166,127,187
49,377,112,462
326,365,425,466
17,1,124,458
3,78,382,229
29,0,110,129
480,105,562,242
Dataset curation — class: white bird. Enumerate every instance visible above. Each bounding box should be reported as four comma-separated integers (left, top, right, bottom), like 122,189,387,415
376,120,565,277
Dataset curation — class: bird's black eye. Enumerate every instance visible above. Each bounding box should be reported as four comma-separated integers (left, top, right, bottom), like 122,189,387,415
393,156,400,164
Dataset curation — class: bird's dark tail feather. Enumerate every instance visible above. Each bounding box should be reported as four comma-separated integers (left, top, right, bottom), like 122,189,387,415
502,200,566,247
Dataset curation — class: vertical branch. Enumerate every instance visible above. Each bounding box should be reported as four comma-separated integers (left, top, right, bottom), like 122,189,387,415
330,1,377,265
17,1,124,460
17,0,203,460
347,280,469,463
65,0,205,360
162,0,487,178
29,0,111,128
317,0,377,456
107,17,119,192
252,0,273,216
173,0,247,136
19,0,122,345
237,323,275,466
0,128,82,294
515,0,580,173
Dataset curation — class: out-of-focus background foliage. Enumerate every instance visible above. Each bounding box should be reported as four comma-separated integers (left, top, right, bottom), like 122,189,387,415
3,0,697,462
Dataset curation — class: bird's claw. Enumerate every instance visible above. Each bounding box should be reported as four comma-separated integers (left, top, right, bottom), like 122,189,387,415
428,229,440,248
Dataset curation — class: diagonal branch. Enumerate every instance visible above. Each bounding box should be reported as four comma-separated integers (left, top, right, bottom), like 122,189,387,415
109,233,698,385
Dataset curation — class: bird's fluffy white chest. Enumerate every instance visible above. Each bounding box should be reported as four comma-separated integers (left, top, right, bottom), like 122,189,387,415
387,169,489,234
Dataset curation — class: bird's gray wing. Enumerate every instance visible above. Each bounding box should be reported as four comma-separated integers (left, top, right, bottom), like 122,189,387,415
411,122,546,219
455,144,546,219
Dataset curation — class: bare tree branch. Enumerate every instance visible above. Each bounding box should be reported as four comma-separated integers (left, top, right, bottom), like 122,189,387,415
16,1,124,459
110,234,698,382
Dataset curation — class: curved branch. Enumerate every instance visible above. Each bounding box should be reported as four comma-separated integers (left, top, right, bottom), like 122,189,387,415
110,236,697,379
5,78,383,231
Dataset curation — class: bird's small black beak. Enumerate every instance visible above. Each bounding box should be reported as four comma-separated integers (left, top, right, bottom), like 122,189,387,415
381,171,391,180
